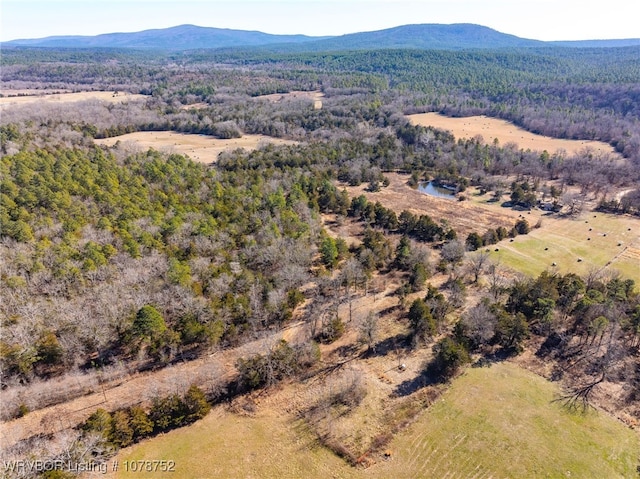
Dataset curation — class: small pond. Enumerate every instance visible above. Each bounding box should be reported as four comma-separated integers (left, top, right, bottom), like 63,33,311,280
418,181,457,200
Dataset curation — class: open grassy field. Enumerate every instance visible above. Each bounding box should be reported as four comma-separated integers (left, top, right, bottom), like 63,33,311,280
254,90,324,109
110,361,638,479
484,210,640,283
253,90,324,102
342,173,640,285
408,113,620,158
0,90,147,108
94,132,298,164
0,88,72,96
111,408,355,479
338,172,521,239
373,362,639,479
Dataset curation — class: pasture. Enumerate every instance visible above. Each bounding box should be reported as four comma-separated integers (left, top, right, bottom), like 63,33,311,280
484,210,640,284
0,90,147,108
339,172,521,239
408,113,620,158
111,362,638,479
179,91,324,110
253,90,324,109
340,173,640,285
254,89,324,102
94,132,298,164
112,409,354,479
374,362,638,479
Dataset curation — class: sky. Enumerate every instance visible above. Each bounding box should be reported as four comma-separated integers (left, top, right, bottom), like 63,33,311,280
1,0,639,43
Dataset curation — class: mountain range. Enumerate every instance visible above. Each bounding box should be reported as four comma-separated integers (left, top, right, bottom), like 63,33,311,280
4,23,640,50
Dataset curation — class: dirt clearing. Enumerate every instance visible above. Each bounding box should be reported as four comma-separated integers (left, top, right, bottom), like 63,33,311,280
408,113,619,157
0,321,307,449
94,132,298,164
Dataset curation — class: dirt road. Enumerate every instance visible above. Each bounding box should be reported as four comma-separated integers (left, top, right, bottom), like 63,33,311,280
0,321,307,448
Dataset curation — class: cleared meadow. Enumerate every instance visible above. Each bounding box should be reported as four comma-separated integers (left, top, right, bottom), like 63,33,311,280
458,185,640,284
253,90,324,103
343,173,640,285
94,132,298,164
0,90,147,108
408,113,620,157
374,362,638,479
338,172,521,239
111,362,638,479
484,210,640,283
111,409,356,479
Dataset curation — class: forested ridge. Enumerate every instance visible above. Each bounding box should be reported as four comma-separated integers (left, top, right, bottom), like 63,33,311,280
1,45,639,475
6,23,638,50
3,46,639,161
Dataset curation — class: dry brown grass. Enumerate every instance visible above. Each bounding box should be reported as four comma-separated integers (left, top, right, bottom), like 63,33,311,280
408,112,620,157
0,321,307,449
253,90,324,109
0,90,147,108
0,88,72,96
253,90,324,103
337,172,523,238
111,333,638,479
178,102,209,110
339,173,639,284
94,132,298,164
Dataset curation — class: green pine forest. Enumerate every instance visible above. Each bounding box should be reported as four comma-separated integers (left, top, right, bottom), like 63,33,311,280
1,43,639,475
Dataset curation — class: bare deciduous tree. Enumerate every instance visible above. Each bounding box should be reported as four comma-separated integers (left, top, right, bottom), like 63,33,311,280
462,300,497,348
487,261,509,301
358,312,379,354
467,250,490,283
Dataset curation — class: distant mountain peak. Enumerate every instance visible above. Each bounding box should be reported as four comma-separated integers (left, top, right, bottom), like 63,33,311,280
4,23,637,50
3,24,325,50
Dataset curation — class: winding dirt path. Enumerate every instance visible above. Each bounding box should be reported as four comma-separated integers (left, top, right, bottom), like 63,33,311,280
0,321,306,449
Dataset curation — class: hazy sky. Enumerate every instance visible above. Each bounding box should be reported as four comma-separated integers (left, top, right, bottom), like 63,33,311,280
2,0,638,42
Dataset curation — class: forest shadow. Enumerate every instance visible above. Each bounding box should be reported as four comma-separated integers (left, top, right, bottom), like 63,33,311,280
470,349,511,368
362,332,411,359
391,371,438,397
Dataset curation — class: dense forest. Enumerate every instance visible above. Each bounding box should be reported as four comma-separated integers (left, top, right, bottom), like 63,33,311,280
3,46,639,160
1,44,639,476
